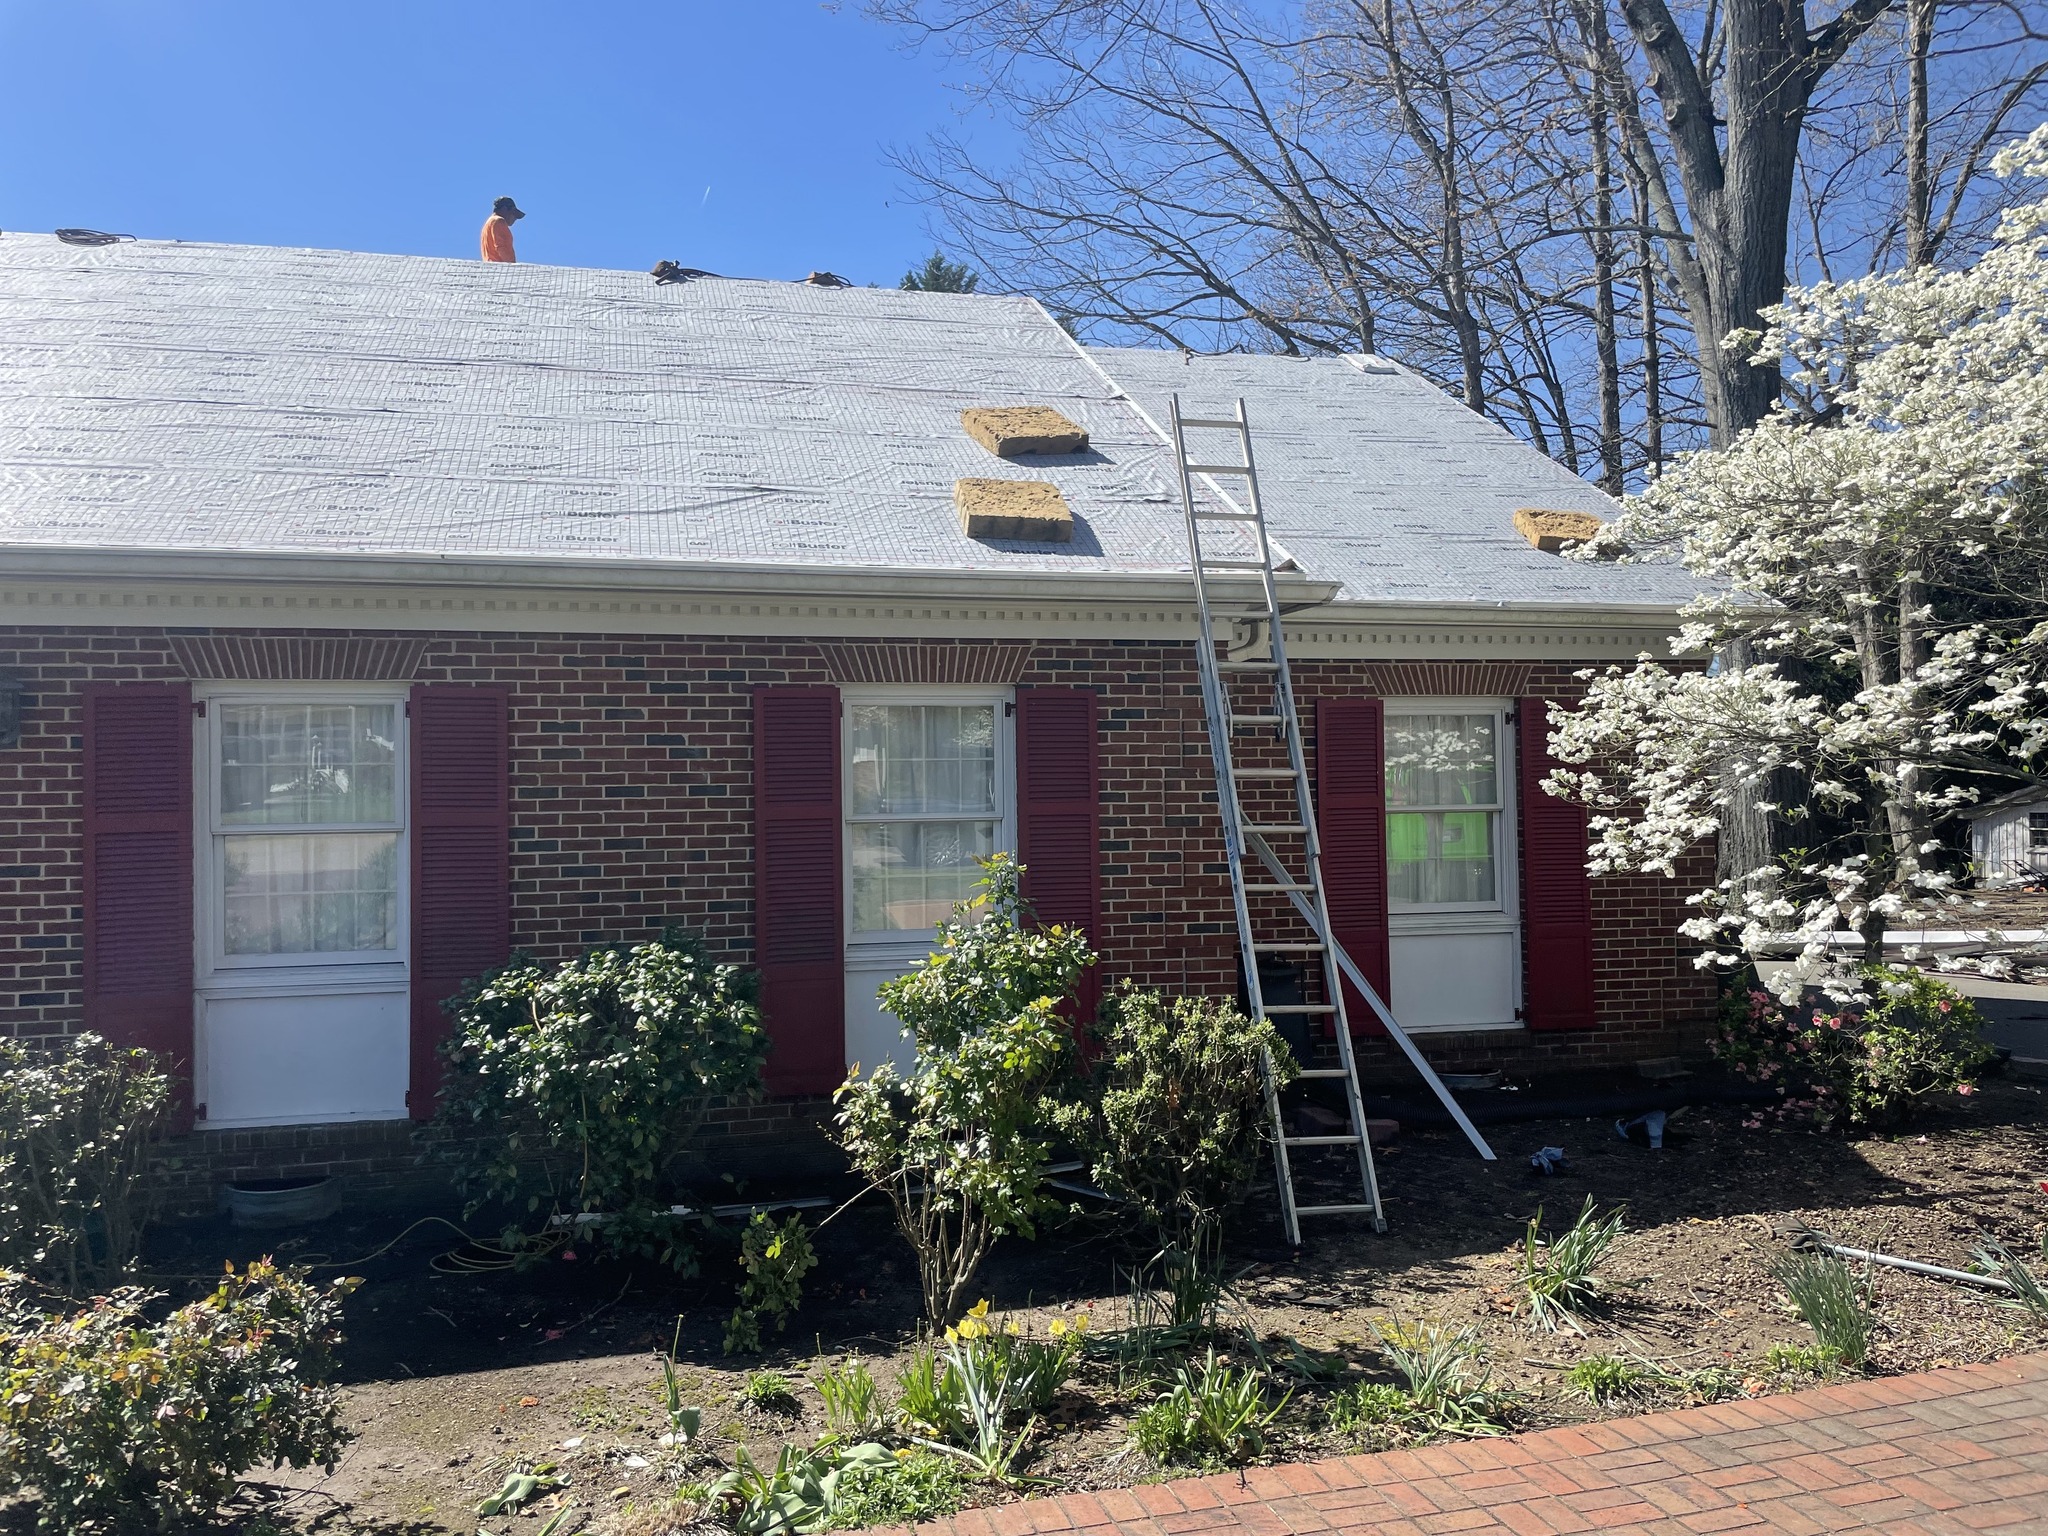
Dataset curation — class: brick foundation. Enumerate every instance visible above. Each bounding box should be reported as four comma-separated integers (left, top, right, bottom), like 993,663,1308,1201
1,624,1715,1197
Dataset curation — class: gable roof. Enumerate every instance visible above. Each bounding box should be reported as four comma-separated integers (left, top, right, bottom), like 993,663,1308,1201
1094,347,1706,609
0,236,1221,583
0,235,1702,614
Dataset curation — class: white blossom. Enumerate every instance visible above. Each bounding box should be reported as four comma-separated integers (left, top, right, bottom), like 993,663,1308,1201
1555,128,2048,998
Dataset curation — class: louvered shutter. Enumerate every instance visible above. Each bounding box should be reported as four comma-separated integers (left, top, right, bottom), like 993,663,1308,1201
409,686,511,1119
1315,696,1392,1037
1517,698,1596,1031
82,683,196,1123
1016,688,1101,1027
753,686,845,1095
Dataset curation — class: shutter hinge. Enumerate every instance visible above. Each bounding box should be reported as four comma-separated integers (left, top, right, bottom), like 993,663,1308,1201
404,700,412,718
193,700,206,718
194,1102,207,1119
1004,700,1015,717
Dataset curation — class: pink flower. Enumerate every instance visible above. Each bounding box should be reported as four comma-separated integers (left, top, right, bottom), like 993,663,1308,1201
1938,1001,1952,1013
1957,1084,1977,1096
1828,1018,1842,1030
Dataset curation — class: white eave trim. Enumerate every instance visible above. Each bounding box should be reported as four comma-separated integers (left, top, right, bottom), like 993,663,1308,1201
0,543,1687,656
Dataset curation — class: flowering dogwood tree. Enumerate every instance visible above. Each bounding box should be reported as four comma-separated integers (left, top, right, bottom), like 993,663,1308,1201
1549,128,2048,997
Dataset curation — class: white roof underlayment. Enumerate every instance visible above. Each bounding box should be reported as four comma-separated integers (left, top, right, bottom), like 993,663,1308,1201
0,235,1701,610
1095,347,1706,608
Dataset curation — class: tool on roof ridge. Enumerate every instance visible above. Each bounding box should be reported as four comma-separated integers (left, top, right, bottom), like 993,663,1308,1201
56,229,134,247
651,262,717,285
803,271,852,288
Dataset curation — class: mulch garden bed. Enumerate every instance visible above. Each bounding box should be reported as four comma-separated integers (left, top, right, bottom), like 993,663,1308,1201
16,1074,2048,1536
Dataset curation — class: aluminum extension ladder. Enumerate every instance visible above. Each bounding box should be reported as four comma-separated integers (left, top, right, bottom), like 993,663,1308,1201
1169,395,1387,1245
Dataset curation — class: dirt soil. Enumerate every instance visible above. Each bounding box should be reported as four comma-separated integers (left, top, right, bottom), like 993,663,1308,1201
13,1077,2048,1536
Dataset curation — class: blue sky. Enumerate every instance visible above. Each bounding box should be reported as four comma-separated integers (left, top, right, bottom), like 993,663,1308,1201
0,1,998,285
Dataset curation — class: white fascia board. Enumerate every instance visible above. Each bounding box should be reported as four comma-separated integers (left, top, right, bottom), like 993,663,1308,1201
0,544,1688,657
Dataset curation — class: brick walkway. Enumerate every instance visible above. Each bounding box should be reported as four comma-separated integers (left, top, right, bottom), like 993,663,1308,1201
903,1354,2048,1535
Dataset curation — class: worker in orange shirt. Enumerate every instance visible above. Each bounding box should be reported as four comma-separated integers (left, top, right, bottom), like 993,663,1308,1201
481,197,523,262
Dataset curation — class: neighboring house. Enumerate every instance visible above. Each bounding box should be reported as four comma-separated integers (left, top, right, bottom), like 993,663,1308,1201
0,237,1713,1196
1964,787,2048,887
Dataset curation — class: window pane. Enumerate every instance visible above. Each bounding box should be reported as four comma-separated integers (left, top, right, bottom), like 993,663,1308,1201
848,705,997,816
1388,810,1497,906
220,703,398,826
1386,714,1498,809
850,820,998,932
223,833,398,954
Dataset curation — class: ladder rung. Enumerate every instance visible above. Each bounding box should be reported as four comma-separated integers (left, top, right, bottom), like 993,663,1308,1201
1217,660,1278,671
1185,461,1251,475
1254,942,1325,953
1285,1135,1363,1147
1295,1203,1380,1217
1229,714,1286,726
1243,823,1307,834
1195,510,1260,522
1230,767,1293,778
1244,882,1312,893
1200,558,1268,570
1263,1004,1335,1014
1296,1068,1354,1079
1179,416,1243,430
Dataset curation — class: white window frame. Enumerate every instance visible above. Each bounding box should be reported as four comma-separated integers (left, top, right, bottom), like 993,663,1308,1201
1384,699,1520,937
2030,811,2048,851
841,685,1016,952
192,682,411,988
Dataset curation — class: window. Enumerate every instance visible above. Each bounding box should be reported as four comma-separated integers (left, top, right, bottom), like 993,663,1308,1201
1385,711,1502,909
846,700,1003,935
2031,811,2048,851
208,699,404,963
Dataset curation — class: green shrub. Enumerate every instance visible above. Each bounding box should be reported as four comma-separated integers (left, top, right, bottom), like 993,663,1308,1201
0,1260,356,1532
1126,1350,1284,1467
0,1034,172,1295
1763,1340,1846,1377
1517,1197,1627,1334
1077,984,1295,1269
1716,966,1993,1133
1564,1354,1649,1403
704,1440,895,1535
832,855,1094,1325
1325,1382,1412,1438
742,1371,801,1414
725,1213,818,1355
829,1450,972,1529
1766,1250,1872,1367
436,929,769,1270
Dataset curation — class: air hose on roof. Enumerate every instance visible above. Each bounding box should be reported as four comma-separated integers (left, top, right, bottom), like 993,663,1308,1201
56,229,135,247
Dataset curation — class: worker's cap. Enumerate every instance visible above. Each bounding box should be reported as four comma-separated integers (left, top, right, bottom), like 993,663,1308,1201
493,196,524,218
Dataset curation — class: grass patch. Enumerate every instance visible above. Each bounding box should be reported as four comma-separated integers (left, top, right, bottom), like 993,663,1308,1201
740,1370,801,1415
831,1451,974,1529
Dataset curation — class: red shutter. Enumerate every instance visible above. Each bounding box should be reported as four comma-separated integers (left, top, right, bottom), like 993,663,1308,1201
409,686,511,1119
1517,698,1597,1031
753,686,845,1095
1315,697,1391,1037
82,683,196,1124
1016,688,1102,1026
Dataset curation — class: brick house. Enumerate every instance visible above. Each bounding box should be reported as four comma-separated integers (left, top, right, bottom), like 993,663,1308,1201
0,237,1712,1195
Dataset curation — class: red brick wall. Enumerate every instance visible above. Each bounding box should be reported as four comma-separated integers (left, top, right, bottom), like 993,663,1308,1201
0,624,1713,1189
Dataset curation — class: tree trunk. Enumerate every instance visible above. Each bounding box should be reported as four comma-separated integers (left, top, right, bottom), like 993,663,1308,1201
1618,0,1894,442
1905,0,1936,268
1587,9,1625,493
